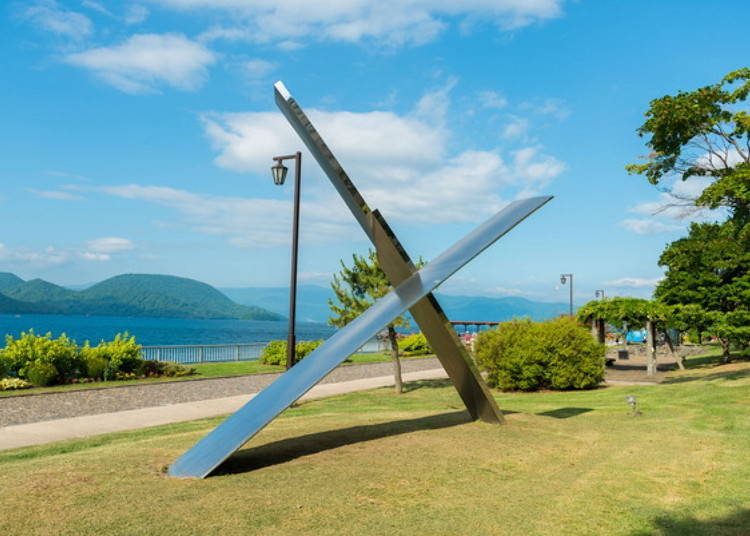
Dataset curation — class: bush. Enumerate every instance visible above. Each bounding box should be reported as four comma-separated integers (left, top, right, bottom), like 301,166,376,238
82,352,107,379
140,360,195,377
259,339,324,366
475,317,605,391
398,333,432,356
0,377,32,391
2,330,82,380
91,332,142,374
25,362,59,387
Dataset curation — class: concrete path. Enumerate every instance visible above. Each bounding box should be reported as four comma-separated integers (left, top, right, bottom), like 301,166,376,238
0,368,448,451
0,357,443,427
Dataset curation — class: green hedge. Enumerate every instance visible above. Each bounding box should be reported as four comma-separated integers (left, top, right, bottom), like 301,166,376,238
259,339,324,366
474,317,605,391
398,333,431,356
0,330,194,386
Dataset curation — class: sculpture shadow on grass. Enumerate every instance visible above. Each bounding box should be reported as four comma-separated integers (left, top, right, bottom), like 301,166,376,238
215,410,471,475
535,407,594,419
631,508,750,536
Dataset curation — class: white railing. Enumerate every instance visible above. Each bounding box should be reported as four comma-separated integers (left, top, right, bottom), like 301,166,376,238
141,338,386,365
141,343,265,364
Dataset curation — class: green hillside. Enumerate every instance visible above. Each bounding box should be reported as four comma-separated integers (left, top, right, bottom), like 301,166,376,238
0,272,24,290
0,273,284,321
0,292,46,314
3,278,77,302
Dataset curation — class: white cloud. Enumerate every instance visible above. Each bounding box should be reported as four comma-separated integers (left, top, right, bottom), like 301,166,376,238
98,184,355,247
81,1,112,16
520,98,570,120
242,58,276,80
623,176,724,235
22,0,93,40
29,189,83,200
64,33,216,93
502,116,529,140
604,277,663,288
169,0,566,47
124,5,149,24
0,243,69,267
81,251,110,261
86,237,135,253
620,219,683,235
478,90,508,110
201,91,564,225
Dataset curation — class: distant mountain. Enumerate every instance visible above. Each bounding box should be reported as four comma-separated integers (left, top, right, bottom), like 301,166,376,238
0,292,46,314
0,273,284,321
221,285,570,324
0,272,24,291
4,279,77,303
434,294,569,322
221,285,333,323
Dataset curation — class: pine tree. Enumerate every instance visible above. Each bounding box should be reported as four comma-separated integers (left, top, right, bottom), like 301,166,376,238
328,249,422,393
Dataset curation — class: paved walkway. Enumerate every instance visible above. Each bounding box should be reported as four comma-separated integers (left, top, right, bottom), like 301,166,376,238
0,368,448,450
0,358,448,450
0,357,442,427
0,353,679,451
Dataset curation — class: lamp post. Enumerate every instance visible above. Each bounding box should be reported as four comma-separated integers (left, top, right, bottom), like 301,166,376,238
595,289,605,300
271,151,302,370
560,273,573,316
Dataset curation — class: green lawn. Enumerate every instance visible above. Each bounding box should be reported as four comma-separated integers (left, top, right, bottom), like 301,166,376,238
0,352,430,398
1,358,749,535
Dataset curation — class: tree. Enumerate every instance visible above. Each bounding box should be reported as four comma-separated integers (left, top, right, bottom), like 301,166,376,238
328,249,422,393
577,297,682,373
628,68,750,364
655,221,750,362
626,68,750,223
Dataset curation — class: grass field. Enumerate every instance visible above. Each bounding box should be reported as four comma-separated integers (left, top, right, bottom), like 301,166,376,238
0,352,425,398
1,356,749,535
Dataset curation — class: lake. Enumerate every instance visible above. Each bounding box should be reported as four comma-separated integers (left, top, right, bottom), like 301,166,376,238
0,314,336,346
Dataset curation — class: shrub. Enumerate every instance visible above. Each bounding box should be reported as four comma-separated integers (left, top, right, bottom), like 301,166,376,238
82,352,107,379
475,317,605,391
102,361,119,382
91,333,143,374
398,333,432,356
25,362,59,387
3,330,82,380
140,360,195,377
259,339,324,366
0,377,32,391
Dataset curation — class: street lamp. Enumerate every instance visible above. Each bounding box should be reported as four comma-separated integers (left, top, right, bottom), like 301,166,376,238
595,289,605,300
560,273,573,316
271,151,302,370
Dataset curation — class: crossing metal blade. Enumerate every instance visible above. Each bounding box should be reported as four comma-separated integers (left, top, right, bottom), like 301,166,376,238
168,195,551,478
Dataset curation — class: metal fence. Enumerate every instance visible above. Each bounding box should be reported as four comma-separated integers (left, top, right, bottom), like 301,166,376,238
141,338,386,365
141,343,266,364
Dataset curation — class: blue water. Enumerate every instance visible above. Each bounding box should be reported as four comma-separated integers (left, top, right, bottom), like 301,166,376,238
0,314,335,346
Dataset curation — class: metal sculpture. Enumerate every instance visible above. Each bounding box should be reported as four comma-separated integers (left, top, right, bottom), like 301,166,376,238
168,82,552,478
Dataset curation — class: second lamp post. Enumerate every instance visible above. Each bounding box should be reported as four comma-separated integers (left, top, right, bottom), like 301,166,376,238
560,273,573,316
271,151,302,370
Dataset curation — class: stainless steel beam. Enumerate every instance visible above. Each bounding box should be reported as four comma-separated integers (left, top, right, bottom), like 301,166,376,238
168,196,551,478
274,81,532,423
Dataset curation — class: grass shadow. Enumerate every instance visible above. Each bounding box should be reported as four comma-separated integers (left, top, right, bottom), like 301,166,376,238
662,367,750,384
215,410,471,476
536,407,593,419
401,378,453,393
632,508,750,535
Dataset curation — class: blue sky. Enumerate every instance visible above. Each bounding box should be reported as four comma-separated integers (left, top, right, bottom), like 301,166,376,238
1,0,748,304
